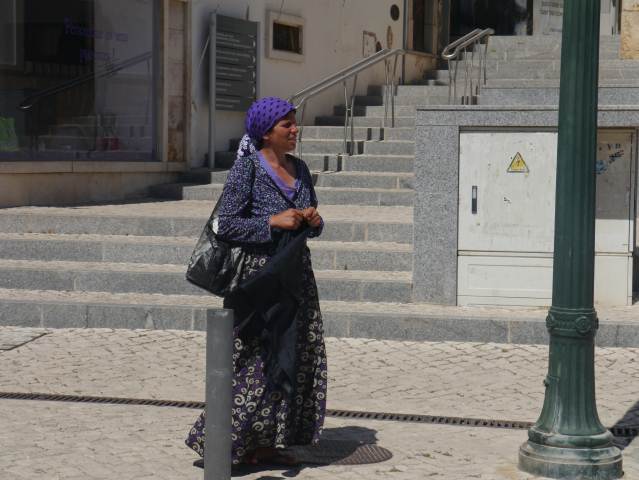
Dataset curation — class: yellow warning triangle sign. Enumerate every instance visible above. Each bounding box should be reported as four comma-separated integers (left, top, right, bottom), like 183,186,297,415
507,152,529,173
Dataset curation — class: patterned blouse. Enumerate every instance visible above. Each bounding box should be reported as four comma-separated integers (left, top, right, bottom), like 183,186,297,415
217,152,323,244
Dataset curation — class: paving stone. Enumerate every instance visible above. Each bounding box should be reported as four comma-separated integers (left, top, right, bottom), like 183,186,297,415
1,328,639,479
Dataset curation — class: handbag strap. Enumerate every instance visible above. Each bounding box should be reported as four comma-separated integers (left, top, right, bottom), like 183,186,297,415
210,154,258,220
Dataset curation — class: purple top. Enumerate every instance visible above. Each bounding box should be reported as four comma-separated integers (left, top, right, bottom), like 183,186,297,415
217,153,323,244
257,151,300,201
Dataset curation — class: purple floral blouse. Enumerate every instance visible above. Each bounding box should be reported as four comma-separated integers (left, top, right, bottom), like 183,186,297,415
217,153,323,244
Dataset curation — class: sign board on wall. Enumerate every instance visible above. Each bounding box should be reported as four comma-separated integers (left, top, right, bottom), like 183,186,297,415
215,15,257,112
533,0,564,35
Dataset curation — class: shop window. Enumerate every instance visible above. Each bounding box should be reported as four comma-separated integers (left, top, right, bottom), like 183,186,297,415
0,0,158,161
266,11,304,62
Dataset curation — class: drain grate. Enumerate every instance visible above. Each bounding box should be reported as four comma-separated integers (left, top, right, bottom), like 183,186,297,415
327,408,534,430
1,391,636,437
0,391,205,410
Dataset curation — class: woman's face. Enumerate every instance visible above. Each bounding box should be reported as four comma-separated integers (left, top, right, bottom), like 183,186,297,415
263,111,298,153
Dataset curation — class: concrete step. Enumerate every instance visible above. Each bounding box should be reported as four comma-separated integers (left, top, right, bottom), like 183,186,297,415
301,126,382,141
484,42,620,58
297,139,364,155
480,58,639,71
315,115,415,128
3,288,639,346
434,66,639,82
301,126,415,142
393,95,450,106
313,171,414,189
363,140,414,156
298,153,415,173
0,259,413,303
0,201,414,243
301,139,415,157
381,128,415,141
387,85,451,96
179,168,230,184
343,154,414,173
0,233,413,272
353,95,383,106
479,86,639,106
484,78,639,88
334,104,417,118
180,169,414,190
172,184,414,206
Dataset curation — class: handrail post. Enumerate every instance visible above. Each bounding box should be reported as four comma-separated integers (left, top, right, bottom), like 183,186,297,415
204,308,234,480
297,103,306,160
477,39,484,99
469,43,476,102
483,37,490,86
441,28,494,106
343,81,349,155
384,59,390,128
391,55,399,129
350,75,357,155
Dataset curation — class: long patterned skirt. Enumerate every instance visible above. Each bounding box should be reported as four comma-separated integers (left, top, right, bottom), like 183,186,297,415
185,248,327,464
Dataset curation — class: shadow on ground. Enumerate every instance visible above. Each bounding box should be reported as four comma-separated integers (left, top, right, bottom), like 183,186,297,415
610,399,639,449
220,426,391,479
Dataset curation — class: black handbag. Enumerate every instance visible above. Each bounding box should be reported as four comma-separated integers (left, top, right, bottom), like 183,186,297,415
185,199,246,297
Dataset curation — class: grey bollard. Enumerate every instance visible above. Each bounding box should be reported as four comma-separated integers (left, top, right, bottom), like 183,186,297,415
204,308,234,480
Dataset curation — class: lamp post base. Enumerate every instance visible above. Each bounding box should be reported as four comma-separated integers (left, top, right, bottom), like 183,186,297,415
519,441,623,480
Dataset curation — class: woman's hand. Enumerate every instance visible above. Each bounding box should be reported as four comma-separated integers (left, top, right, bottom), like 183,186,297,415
302,207,322,228
269,209,305,230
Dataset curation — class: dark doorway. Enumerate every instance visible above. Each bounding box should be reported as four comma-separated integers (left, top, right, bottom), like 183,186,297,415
411,0,437,54
450,0,533,37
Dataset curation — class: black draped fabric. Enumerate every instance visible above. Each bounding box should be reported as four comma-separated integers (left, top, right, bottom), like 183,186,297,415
231,228,311,393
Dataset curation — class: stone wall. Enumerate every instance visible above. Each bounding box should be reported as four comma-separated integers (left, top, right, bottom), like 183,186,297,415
621,1,639,59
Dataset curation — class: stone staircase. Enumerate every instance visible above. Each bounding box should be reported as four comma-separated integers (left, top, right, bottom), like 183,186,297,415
1,35,638,343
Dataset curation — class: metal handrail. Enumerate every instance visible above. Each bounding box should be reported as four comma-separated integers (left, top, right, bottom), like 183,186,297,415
19,51,153,110
442,28,494,104
288,48,405,160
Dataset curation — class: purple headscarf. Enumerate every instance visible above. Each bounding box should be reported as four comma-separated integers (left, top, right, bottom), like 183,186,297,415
237,97,296,159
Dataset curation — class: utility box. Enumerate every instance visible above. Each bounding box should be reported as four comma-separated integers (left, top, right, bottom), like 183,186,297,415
457,129,636,306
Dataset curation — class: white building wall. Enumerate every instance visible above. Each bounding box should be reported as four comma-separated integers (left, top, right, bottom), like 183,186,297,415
189,0,407,168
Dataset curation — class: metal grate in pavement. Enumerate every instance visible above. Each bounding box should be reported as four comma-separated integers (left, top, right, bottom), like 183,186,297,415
0,391,205,409
0,391,636,438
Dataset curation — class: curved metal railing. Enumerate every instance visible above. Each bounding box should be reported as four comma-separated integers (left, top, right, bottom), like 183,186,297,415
442,28,494,104
288,48,405,158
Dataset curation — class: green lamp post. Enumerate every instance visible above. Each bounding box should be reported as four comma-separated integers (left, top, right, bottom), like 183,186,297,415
518,0,623,478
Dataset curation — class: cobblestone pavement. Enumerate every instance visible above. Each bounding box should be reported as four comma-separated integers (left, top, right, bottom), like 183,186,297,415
2,327,639,479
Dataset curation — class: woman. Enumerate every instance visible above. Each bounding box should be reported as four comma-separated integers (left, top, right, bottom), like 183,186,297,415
185,97,327,466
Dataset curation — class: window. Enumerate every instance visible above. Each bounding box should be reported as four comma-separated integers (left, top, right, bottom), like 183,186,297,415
0,0,158,161
266,11,304,62
273,22,302,54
